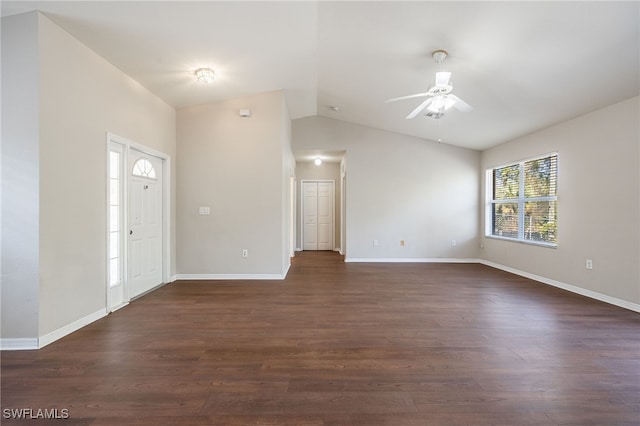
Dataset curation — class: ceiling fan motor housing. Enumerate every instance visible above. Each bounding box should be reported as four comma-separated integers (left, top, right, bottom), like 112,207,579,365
428,85,453,96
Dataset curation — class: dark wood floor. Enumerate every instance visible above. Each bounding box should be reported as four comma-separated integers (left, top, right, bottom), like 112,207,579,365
2,252,639,425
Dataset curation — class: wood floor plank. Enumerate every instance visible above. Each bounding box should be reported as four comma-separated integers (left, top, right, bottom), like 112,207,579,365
2,252,639,425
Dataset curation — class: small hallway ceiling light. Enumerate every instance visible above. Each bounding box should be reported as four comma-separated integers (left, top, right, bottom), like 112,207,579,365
194,68,215,83
314,158,322,166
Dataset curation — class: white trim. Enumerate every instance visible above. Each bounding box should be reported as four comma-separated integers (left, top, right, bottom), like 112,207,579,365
0,338,39,351
4,258,636,351
106,133,172,308
345,257,481,263
480,260,640,313
176,273,286,280
344,257,640,313
170,274,178,283
38,308,108,349
162,155,172,287
130,281,170,301
282,261,291,279
485,234,557,248
109,302,129,313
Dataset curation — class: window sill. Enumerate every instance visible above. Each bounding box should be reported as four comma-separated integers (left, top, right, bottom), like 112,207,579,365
485,235,557,249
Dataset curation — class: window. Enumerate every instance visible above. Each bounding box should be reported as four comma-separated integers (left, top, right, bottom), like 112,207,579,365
488,153,558,246
109,149,123,287
132,158,156,179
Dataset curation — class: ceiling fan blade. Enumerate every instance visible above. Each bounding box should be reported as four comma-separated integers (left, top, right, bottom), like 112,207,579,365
435,71,451,87
449,94,473,112
385,93,430,103
406,98,434,119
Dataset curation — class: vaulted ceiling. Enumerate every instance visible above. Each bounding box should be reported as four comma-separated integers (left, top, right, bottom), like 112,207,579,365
2,1,638,150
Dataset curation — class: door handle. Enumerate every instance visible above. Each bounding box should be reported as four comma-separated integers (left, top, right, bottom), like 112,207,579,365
129,230,133,235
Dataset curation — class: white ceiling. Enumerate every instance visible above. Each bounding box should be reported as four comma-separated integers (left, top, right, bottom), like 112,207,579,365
2,1,638,151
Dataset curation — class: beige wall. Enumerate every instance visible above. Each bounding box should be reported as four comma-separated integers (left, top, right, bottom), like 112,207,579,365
176,91,292,277
295,161,342,251
1,12,40,342
480,96,640,306
293,117,481,260
1,12,177,344
38,14,177,337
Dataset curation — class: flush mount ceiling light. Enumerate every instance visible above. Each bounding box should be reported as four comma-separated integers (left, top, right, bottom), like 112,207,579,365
314,158,322,166
194,68,215,83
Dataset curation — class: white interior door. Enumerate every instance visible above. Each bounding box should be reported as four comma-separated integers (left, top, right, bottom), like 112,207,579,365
302,180,334,251
303,181,318,250
129,150,163,298
317,182,333,250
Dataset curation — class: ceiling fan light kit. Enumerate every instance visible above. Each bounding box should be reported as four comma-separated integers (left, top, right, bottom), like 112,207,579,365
432,49,448,63
386,49,472,120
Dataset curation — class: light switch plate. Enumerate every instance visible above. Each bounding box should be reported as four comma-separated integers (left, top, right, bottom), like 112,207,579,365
199,207,210,215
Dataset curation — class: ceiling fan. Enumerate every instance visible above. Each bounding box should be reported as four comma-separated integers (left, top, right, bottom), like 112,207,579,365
386,50,472,119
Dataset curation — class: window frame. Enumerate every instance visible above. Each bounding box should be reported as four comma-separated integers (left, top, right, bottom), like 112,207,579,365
485,152,558,248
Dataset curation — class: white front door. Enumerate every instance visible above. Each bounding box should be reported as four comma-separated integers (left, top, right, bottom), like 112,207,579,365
129,150,163,298
302,181,334,251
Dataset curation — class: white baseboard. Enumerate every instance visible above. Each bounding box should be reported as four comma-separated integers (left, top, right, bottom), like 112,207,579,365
480,260,640,313
169,274,178,283
2,309,108,351
0,338,39,351
38,308,108,349
345,257,481,263
109,302,129,313
343,257,640,313
176,273,286,280
4,259,636,352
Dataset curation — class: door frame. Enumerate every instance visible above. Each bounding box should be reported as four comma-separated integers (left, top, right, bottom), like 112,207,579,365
301,179,335,251
340,167,346,256
106,132,171,311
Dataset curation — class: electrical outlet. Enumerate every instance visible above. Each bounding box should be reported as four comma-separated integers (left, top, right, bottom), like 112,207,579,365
586,259,593,270
242,249,249,258
373,239,379,247
400,240,405,247
451,239,457,247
